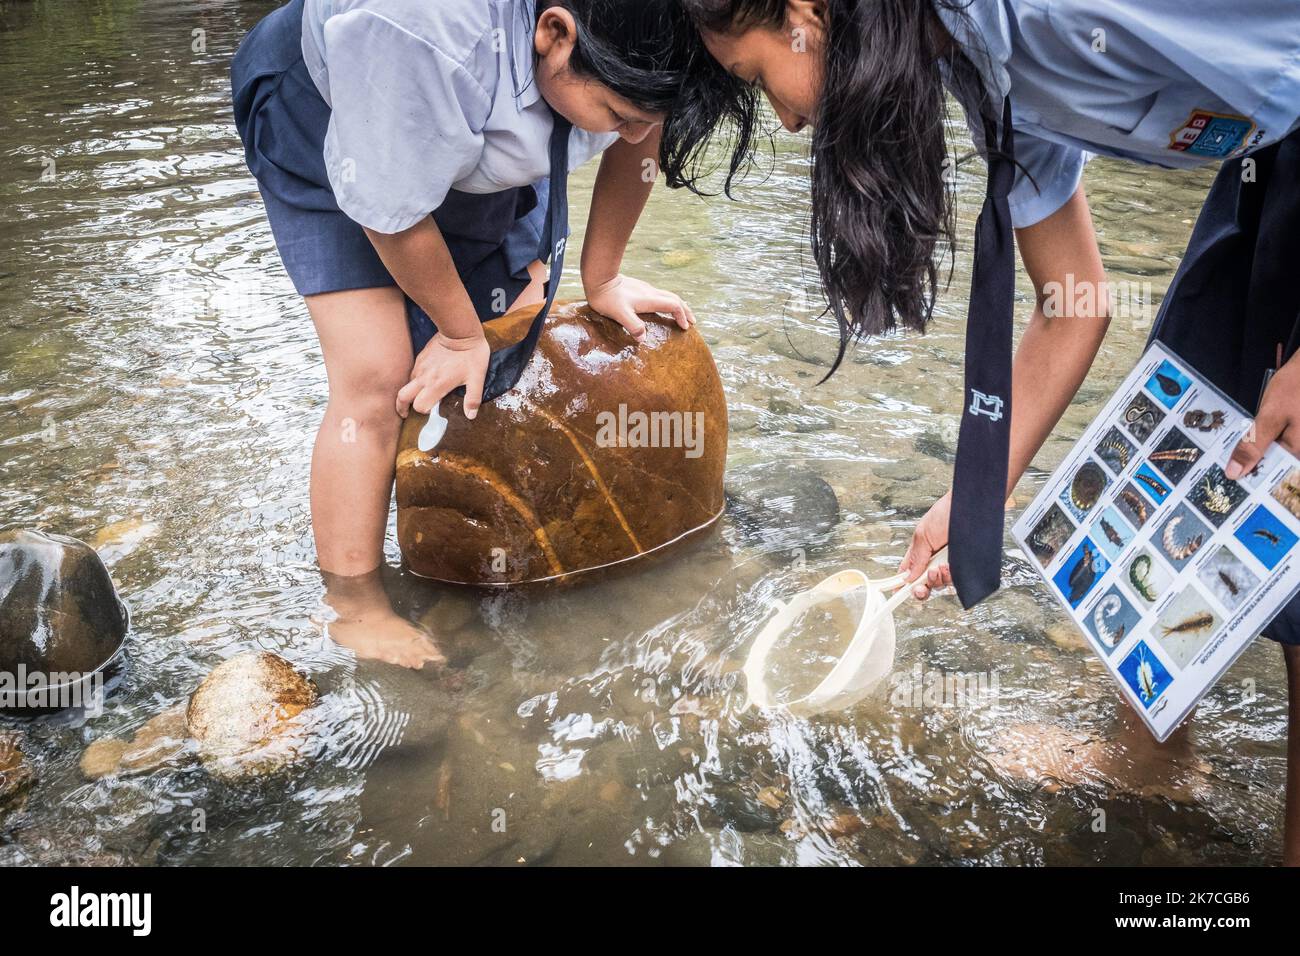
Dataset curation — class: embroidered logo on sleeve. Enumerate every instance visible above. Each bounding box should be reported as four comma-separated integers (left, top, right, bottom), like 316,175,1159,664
1168,111,1257,159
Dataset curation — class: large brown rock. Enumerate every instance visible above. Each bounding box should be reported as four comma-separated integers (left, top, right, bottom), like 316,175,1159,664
0,530,127,707
397,302,728,585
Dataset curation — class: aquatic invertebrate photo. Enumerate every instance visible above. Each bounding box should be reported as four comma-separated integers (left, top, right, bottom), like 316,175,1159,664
1092,594,1126,647
1067,542,1099,604
1255,527,1282,547
1183,408,1226,432
1068,461,1107,514
1196,546,1260,611
1271,468,1300,521
1201,476,1235,514
1100,517,1124,547
1096,429,1134,473
1161,611,1215,637
1162,515,1205,561
1119,487,1149,526
1137,651,1159,701
1136,470,1170,499
1153,372,1183,398
1129,553,1159,602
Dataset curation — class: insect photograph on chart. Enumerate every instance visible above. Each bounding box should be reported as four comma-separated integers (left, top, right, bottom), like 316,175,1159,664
1155,502,1211,570
1197,546,1261,611
1188,464,1249,527
1234,504,1299,570
1146,359,1193,410
1121,392,1166,443
1092,504,1135,561
1270,467,1300,522
1154,586,1221,669
1026,504,1076,567
1149,427,1203,484
1116,482,1153,529
1118,640,1173,709
1059,458,1110,521
1053,537,1109,609
1085,585,1141,653
1095,425,1137,475
1134,462,1173,505
1127,548,1173,606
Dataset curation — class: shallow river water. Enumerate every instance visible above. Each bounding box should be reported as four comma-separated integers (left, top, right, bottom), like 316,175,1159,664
0,0,1290,865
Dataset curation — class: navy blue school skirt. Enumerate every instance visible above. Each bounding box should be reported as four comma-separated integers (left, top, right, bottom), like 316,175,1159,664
1151,124,1300,646
229,0,548,354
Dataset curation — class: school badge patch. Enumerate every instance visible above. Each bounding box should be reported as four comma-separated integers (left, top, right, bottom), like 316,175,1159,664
1168,110,1257,159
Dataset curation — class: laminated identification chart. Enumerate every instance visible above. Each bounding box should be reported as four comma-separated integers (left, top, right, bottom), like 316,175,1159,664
1012,344,1300,740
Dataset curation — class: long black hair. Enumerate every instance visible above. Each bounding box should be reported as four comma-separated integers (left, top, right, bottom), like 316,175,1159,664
670,0,993,375
534,0,751,169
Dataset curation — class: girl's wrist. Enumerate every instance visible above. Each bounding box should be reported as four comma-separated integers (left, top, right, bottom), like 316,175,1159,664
583,271,622,296
431,326,487,351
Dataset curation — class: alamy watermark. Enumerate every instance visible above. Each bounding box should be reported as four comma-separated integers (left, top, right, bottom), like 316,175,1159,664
594,404,706,459
1041,275,1155,325
888,663,1000,709
0,667,105,715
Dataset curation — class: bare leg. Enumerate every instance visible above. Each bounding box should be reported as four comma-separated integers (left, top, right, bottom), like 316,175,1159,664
301,270,546,668
305,286,442,668
1284,643,1300,866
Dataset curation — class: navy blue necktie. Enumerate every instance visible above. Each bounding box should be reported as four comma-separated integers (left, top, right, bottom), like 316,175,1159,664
949,98,1016,610
480,113,572,402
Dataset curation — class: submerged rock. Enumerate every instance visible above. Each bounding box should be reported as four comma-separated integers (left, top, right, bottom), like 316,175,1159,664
185,652,318,782
0,732,33,815
79,654,319,784
396,302,728,585
726,462,841,548
80,705,190,781
0,529,128,706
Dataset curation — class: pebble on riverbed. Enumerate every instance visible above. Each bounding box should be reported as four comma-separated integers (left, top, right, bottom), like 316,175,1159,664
0,732,33,815
80,705,190,781
79,652,319,784
187,651,319,782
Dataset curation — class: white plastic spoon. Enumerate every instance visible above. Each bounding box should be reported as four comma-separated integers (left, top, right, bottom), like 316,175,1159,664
417,401,449,453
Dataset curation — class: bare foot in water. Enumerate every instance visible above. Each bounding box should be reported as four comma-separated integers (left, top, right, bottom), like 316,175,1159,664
319,569,446,670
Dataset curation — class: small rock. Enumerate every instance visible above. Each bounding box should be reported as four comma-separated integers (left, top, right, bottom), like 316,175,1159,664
186,651,319,782
1044,623,1088,653
825,811,865,840
119,705,189,773
80,705,191,781
727,463,841,547
660,250,698,269
420,594,476,634
0,732,33,811
80,738,130,781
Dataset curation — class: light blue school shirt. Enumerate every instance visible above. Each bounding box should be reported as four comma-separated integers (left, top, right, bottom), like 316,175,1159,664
300,0,619,234
938,0,1300,228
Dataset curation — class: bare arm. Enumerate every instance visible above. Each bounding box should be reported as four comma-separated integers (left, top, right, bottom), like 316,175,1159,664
581,131,658,291
902,184,1111,595
581,129,694,334
1005,184,1112,490
365,220,490,419
365,220,482,341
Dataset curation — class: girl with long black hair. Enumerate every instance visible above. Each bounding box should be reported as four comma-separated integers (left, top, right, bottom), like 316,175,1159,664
665,0,1300,862
230,0,738,666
